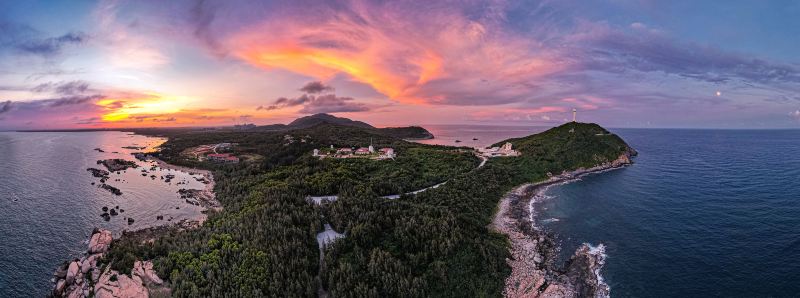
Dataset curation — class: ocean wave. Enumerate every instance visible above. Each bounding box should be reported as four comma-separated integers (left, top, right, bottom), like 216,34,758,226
585,243,611,298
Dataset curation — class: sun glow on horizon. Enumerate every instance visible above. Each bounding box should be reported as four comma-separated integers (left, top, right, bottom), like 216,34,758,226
97,94,193,122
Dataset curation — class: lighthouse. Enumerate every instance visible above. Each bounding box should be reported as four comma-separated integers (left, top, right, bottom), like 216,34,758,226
572,108,577,122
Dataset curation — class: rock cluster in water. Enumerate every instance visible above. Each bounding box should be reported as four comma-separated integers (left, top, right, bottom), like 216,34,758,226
51,229,166,298
97,159,138,172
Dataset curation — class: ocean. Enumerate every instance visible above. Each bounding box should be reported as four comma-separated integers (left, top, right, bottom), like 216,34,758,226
412,124,547,148
0,131,208,297
418,126,800,296
535,129,800,297
3,127,800,297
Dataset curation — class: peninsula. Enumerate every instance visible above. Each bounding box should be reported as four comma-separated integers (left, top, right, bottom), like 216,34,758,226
50,115,634,298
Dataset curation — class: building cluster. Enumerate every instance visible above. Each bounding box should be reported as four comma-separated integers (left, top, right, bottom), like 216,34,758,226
206,153,240,164
477,142,520,157
314,145,396,159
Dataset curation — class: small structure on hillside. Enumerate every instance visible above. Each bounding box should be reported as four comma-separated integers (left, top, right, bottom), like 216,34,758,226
206,153,240,164
355,147,371,155
314,146,396,159
379,148,395,158
477,142,520,157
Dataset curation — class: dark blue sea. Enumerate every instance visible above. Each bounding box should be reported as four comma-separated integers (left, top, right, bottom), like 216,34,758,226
536,129,800,297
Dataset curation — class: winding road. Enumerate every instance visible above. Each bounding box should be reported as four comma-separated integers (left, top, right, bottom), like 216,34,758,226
308,155,488,204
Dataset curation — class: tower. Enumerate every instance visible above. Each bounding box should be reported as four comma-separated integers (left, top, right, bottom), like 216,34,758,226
369,138,375,153
572,108,577,122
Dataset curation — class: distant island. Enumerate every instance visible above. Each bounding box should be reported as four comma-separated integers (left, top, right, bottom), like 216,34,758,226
50,115,634,298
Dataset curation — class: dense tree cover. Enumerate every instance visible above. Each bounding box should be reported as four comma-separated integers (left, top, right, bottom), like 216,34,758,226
106,122,633,297
319,123,634,297
375,126,433,140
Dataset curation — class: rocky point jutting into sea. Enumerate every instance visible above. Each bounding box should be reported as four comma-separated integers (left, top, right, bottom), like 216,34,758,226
494,150,636,297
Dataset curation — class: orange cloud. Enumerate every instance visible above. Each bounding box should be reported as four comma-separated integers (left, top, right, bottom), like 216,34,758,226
227,2,566,105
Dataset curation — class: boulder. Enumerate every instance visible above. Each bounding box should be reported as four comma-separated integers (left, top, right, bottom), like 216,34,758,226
132,261,163,285
54,279,66,295
66,286,83,298
65,261,80,284
89,229,113,254
54,263,68,279
82,254,100,274
94,270,149,298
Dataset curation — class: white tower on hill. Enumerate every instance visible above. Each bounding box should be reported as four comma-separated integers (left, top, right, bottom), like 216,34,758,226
572,108,577,122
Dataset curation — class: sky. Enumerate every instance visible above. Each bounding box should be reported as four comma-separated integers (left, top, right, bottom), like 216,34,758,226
1,0,800,130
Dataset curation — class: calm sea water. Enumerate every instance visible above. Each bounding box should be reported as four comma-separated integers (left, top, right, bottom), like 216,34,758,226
536,129,800,297
413,124,547,148
0,132,207,297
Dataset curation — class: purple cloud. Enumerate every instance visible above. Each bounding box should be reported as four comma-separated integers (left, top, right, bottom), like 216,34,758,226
0,100,11,114
263,82,369,114
299,81,335,94
31,80,91,95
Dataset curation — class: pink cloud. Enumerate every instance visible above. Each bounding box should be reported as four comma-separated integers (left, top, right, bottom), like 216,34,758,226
226,1,568,106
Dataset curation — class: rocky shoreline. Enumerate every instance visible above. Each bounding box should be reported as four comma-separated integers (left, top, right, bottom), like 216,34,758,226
51,158,220,297
493,151,635,298
50,229,168,298
150,157,221,215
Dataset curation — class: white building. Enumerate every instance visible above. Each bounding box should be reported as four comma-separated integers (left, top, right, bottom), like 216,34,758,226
478,142,520,157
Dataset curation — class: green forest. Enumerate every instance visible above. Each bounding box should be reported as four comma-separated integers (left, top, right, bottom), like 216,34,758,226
104,122,633,297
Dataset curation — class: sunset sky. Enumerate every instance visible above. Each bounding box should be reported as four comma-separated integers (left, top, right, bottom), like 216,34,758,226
1,0,800,129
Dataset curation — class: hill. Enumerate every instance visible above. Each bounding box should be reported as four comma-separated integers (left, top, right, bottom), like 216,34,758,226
287,113,433,139
288,113,374,129
485,122,635,183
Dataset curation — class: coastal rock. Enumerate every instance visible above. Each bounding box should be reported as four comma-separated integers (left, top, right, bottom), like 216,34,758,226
133,261,163,285
54,263,68,279
52,227,170,298
89,229,113,254
67,286,83,298
81,254,100,274
563,244,610,298
94,270,149,298
54,279,66,295
65,261,80,284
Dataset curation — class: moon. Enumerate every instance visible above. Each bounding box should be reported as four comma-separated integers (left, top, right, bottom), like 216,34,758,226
715,91,722,96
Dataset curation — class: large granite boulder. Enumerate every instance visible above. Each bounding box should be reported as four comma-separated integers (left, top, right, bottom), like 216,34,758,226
89,229,113,254
65,261,80,284
132,261,163,286
54,279,66,296
94,269,149,298
81,254,100,274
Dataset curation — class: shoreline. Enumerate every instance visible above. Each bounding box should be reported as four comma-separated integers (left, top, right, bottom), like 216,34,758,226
493,152,634,297
51,157,220,297
149,157,221,218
